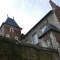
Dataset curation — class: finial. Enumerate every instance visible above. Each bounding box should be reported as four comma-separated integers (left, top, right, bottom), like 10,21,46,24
13,16,14,20
7,14,9,18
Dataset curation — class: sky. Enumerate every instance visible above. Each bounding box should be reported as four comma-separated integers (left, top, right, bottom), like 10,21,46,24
0,0,60,34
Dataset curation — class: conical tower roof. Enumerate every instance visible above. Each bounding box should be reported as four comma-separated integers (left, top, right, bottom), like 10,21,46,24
5,17,22,29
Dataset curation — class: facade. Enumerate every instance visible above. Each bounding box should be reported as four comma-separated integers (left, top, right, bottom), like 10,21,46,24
0,0,60,52
0,17,22,41
21,0,60,50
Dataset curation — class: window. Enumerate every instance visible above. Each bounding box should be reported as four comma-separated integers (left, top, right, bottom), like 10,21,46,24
32,33,38,44
41,25,47,33
15,36,18,40
6,34,10,38
10,27,14,32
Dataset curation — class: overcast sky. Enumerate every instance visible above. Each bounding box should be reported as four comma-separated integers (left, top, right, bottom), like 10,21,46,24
0,0,60,34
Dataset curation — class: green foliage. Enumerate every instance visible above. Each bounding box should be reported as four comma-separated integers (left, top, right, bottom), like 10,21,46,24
0,36,59,60
0,36,16,44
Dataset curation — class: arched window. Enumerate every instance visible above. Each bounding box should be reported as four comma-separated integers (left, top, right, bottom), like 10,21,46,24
10,27,14,32
6,34,10,38
15,36,18,40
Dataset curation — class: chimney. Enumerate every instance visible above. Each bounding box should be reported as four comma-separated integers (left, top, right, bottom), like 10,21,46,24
49,0,60,22
49,0,57,10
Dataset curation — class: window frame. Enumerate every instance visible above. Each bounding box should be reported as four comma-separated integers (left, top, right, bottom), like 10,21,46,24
32,33,38,45
15,36,18,40
10,27,14,32
6,34,10,38
41,25,47,34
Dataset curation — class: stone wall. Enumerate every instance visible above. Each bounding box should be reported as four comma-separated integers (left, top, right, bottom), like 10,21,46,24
0,36,59,60
22,11,60,45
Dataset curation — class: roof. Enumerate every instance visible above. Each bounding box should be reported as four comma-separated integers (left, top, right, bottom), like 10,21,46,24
4,17,22,29
21,10,53,39
38,23,60,39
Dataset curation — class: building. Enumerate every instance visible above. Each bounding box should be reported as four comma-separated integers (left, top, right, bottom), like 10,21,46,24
21,0,60,51
0,0,60,51
0,16,22,41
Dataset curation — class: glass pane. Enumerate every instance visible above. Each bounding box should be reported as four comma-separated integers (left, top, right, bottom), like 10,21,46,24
32,34,38,44
41,25,47,33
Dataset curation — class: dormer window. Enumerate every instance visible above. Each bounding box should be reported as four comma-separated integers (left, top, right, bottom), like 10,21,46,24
15,36,18,40
41,25,47,34
6,34,10,38
10,27,14,32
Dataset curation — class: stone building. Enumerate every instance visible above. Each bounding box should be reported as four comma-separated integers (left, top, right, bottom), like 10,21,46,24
0,0,60,51
0,17,22,41
21,0,60,51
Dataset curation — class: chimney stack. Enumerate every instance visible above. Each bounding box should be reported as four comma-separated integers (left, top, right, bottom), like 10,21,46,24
49,0,57,10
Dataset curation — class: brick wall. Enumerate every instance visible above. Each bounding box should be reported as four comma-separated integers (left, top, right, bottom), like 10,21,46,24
4,24,21,40
54,6,60,22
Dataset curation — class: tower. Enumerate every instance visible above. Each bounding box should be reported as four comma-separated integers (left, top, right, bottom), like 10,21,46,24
0,17,22,41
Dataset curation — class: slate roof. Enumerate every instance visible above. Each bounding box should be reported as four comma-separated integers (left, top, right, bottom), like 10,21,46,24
39,23,60,39
4,17,21,29
45,23,60,32
21,10,53,40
